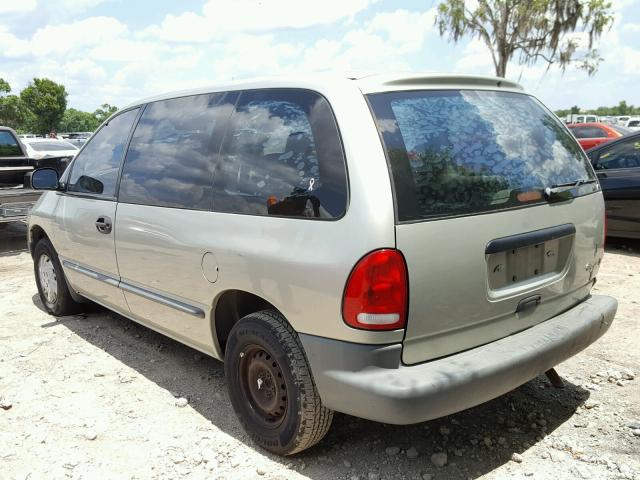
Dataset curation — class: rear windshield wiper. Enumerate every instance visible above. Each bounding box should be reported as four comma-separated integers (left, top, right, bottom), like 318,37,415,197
544,178,597,201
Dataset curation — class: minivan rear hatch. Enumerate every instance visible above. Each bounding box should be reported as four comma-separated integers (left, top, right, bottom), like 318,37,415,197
368,88,604,365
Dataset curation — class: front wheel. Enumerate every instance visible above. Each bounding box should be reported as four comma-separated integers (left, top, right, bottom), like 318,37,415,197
33,238,82,316
224,310,333,455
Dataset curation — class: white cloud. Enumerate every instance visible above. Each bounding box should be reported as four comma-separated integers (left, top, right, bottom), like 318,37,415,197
29,17,127,56
622,22,640,33
298,8,438,75
454,38,493,73
212,34,302,78
0,26,31,57
144,0,378,43
59,0,110,9
205,0,376,30
0,0,37,14
367,9,436,53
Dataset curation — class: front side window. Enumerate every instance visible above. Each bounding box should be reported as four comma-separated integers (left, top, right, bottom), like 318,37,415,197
368,90,596,221
67,108,139,196
595,138,640,170
213,89,348,219
0,131,22,156
119,92,235,210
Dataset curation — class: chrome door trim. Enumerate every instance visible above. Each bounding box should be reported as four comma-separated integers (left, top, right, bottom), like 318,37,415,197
61,259,205,318
62,259,119,287
119,281,205,318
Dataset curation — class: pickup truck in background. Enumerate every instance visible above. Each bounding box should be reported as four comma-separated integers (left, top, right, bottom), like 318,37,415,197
0,126,71,228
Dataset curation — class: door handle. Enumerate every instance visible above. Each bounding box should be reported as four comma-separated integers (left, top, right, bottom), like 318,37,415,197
95,216,112,234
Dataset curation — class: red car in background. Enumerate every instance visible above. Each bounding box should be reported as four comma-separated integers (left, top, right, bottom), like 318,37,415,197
567,122,632,150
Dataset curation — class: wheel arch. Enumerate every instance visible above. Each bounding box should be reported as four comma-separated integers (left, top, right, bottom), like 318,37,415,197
29,224,49,257
30,223,85,304
212,289,287,356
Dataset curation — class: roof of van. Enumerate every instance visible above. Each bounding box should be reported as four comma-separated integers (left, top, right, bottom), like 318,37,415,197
121,73,525,110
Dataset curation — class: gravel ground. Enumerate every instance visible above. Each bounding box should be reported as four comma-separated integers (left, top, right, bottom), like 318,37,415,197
1,222,638,480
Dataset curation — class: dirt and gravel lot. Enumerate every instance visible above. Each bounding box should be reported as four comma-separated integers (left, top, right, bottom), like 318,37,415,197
1,221,638,480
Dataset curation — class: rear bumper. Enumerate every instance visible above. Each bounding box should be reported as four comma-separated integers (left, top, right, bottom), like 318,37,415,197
300,295,617,425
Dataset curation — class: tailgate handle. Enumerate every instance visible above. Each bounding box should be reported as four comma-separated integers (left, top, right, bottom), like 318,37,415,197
516,295,541,313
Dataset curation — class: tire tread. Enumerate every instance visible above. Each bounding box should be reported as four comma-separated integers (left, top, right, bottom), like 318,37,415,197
231,309,333,454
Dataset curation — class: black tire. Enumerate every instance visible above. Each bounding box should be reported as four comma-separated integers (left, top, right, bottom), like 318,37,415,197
225,310,333,455
33,237,82,316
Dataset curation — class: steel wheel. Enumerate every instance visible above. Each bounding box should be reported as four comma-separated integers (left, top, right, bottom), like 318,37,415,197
38,253,58,305
239,344,288,429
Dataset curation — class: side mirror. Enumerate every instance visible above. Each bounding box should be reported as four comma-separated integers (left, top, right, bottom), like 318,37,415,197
28,168,60,190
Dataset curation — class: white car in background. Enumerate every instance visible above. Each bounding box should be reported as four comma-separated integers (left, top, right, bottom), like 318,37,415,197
21,138,79,159
625,117,640,131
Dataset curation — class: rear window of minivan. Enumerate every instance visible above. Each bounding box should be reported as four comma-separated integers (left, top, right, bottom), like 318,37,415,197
368,90,597,222
213,89,348,220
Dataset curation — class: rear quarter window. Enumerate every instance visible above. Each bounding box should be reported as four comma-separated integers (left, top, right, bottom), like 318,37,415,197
368,90,596,221
212,89,348,220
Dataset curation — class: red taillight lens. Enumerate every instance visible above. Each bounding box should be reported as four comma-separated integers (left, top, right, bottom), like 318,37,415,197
342,249,408,331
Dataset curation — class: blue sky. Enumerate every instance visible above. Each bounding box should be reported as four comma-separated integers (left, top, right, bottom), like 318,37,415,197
1,0,639,112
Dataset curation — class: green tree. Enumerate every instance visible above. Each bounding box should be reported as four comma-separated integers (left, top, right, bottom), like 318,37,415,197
436,0,614,78
616,100,629,115
59,108,100,132
0,95,34,131
0,78,11,95
20,78,68,134
94,103,118,124
0,79,33,131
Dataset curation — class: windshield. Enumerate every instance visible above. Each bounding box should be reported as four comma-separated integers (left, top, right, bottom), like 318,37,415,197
368,90,597,221
29,141,77,152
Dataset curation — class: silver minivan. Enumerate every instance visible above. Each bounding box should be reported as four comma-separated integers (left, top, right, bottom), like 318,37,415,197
27,74,617,455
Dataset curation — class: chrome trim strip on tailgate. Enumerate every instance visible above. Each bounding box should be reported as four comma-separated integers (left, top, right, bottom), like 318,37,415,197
61,260,205,318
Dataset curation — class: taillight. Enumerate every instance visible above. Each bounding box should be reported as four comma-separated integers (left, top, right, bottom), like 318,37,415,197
342,249,408,331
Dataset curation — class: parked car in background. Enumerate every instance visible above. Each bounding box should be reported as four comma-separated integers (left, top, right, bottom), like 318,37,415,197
625,117,640,131
565,114,597,124
568,122,631,150
586,131,640,239
21,138,78,159
617,116,631,125
0,126,43,226
62,132,92,148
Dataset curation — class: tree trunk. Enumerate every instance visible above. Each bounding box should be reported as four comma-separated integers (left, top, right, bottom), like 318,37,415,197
496,53,508,78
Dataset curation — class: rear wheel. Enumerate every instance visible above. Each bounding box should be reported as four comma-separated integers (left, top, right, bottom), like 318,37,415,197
224,310,333,455
33,238,82,316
